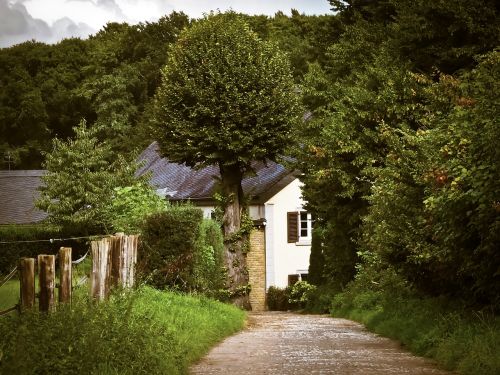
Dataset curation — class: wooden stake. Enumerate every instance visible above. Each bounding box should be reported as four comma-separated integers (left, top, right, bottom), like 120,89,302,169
19,258,35,310
38,255,55,312
58,247,72,303
126,235,138,288
110,234,125,289
91,238,112,301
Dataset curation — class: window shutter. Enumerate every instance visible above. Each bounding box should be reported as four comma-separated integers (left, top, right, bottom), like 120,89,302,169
287,212,298,243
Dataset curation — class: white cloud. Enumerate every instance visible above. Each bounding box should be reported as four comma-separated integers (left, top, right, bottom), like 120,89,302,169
0,0,95,47
0,0,332,48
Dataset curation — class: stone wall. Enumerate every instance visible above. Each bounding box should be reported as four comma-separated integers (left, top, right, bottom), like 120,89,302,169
248,226,266,311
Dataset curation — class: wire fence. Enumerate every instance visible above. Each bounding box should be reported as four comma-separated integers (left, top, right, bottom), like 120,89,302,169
0,234,137,316
0,247,92,317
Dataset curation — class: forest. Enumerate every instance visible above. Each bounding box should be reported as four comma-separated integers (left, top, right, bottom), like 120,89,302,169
0,0,499,373
2,0,497,307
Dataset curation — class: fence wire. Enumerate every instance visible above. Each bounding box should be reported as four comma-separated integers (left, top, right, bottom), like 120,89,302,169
0,266,18,289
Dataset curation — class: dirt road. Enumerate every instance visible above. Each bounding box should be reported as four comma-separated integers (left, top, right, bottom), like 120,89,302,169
190,312,453,375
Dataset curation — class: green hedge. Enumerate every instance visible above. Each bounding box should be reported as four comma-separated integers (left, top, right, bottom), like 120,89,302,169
140,206,225,294
0,225,90,274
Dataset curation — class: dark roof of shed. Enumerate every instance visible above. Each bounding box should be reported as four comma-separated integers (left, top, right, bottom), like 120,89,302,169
0,170,48,224
136,142,295,204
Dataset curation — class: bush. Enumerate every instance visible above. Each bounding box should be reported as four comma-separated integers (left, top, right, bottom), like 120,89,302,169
0,286,246,374
288,281,317,309
0,224,90,274
267,281,318,311
140,205,203,289
266,286,290,311
303,284,340,313
192,219,226,295
140,205,226,296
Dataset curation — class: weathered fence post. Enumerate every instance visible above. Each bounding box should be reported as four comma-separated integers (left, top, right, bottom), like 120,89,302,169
110,233,125,289
38,254,56,312
58,247,72,304
19,257,35,310
110,233,138,289
125,235,138,288
91,237,112,301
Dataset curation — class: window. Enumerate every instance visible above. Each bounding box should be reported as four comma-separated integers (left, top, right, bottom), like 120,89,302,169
288,272,309,286
287,211,313,244
299,211,312,240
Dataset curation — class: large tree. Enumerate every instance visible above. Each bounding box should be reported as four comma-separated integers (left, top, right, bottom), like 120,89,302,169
152,12,301,307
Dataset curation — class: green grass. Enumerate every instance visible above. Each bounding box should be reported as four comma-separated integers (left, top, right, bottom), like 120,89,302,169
0,280,19,311
0,286,246,374
0,258,91,312
330,290,500,375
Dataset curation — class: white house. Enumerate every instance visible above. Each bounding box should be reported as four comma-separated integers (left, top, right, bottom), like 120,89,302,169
137,142,312,308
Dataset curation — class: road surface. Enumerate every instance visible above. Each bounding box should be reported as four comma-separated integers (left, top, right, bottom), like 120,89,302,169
191,312,453,375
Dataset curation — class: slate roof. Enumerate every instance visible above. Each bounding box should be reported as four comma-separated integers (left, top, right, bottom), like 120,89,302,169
0,170,48,224
136,142,296,204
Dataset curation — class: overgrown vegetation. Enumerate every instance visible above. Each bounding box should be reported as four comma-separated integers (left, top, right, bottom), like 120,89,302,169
328,268,500,375
0,286,245,374
266,281,317,311
140,205,226,295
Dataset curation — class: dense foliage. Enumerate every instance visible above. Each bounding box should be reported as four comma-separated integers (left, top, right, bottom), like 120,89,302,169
0,287,245,374
151,11,302,306
36,120,143,233
266,281,317,311
140,206,225,295
0,11,333,169
297,0,500,308
329,269,500,375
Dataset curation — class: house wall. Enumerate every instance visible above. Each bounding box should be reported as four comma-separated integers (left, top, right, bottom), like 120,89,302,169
264,178,311,289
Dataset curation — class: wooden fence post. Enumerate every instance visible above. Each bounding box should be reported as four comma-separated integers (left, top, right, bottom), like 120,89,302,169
91,237,112,301
38,255,56,312
125,235,138,288
19,257,35,310
58,247,72,304
110,234,138,289
110,233,125,289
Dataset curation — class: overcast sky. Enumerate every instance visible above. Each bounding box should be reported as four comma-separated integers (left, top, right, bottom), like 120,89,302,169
0,0,333,48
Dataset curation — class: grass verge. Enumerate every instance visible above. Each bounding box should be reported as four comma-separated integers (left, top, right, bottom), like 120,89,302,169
0,286,245,374
330,289,500,375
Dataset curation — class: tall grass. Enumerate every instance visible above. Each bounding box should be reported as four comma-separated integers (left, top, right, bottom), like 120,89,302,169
330,286,500,375
0,280,18,311
0,286,245,374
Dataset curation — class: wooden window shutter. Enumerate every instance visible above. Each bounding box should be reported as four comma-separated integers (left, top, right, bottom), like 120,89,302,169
287,212,298,243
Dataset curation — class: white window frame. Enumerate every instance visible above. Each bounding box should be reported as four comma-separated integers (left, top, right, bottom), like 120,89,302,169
296,211,312,245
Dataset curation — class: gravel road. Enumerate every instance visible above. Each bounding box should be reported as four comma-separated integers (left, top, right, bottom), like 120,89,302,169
190,311,453,375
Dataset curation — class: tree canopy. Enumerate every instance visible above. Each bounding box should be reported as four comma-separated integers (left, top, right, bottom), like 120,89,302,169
151,12,302,307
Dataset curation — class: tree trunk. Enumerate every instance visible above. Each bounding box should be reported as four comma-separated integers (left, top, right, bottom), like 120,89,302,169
219,163,250,309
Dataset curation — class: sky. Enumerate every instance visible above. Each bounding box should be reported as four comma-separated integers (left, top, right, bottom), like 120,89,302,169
0,0,333,48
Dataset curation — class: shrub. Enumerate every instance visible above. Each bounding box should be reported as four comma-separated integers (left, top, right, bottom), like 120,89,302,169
303,284,340,313
192,219,226,295
140,205,226,296
106,183,167,233
140,205,203,290
288,280,317,309
267,286,290,311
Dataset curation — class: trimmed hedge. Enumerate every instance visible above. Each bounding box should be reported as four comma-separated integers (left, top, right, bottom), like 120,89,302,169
140,205,225,293
0,225,89,274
